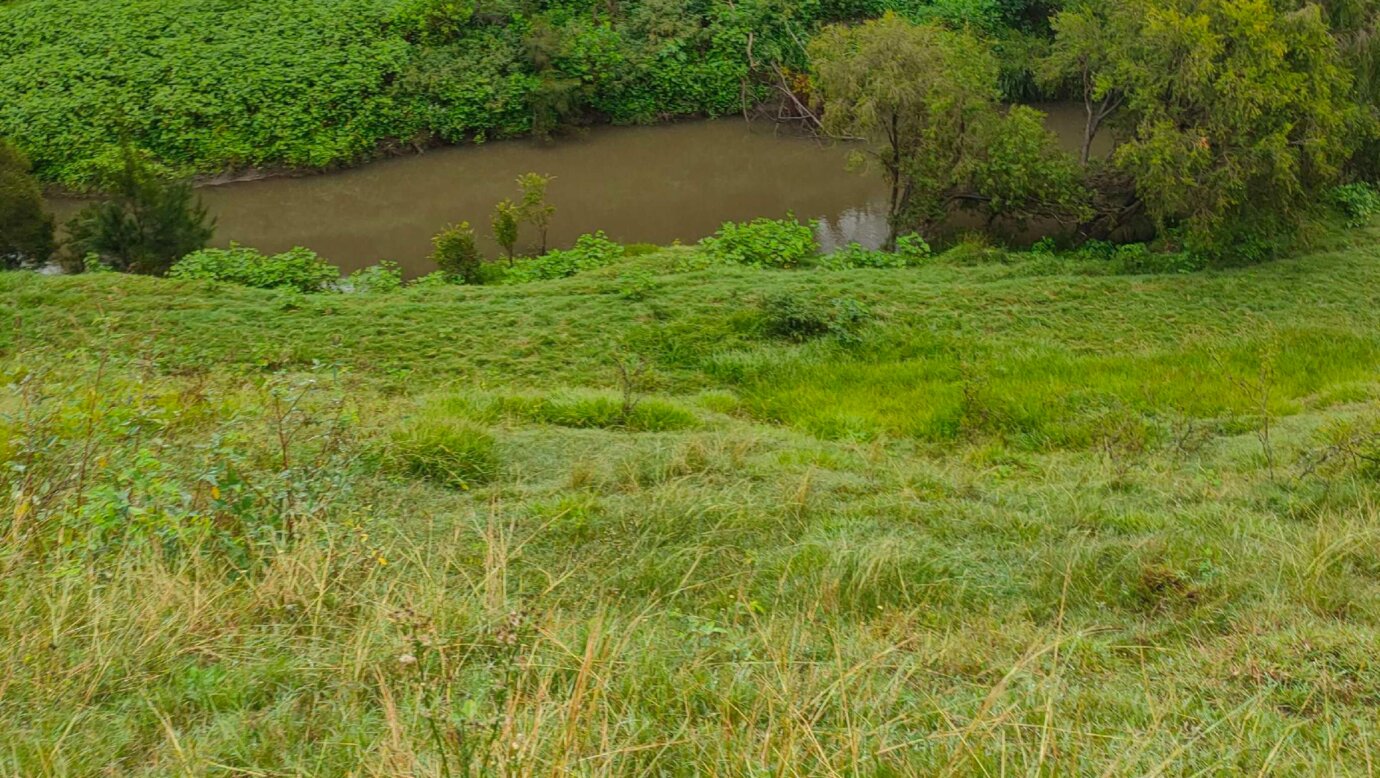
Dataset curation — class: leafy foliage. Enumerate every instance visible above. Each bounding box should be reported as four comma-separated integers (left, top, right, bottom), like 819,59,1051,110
1330,182,1380,227
430,221,483,283
169,245,340,292
348,260,405,293
491,200,521,263
0,138,54,270
700,216,818,268
504,231,624,283
817,235,930,269
757,291,872,342
0,0,904,189
516,172,556,253
1045,0,1365,261
66,148,214,275
810,14,1086,243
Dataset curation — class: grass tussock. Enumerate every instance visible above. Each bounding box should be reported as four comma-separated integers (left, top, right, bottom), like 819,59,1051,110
6,233,1380,774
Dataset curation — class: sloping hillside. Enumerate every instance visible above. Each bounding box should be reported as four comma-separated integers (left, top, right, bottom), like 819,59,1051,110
4,236,1380,774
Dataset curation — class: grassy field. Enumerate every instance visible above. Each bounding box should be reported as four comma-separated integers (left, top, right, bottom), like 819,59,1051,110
4,231,1380,774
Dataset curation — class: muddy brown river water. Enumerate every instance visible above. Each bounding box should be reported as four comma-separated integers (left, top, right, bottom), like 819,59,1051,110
48,105,1097,277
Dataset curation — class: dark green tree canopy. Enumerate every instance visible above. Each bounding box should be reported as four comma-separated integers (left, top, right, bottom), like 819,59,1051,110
0,138,55,270
67,147,214,275
1045,0,1366,259
810,14,1088,242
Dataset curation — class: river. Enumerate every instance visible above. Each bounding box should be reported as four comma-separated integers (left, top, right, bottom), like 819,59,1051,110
48,105,1096,277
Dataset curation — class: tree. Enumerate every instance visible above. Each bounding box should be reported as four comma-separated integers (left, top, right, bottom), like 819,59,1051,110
0,139,55,270
516,173,556,254
810,13,1087,243
1038,0,1137,165
430,221,483,283
66,147,214,275
491,199,520,264
1046,0,1363,260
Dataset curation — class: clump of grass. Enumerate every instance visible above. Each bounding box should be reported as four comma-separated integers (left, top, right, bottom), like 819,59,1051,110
383,415,498,488
429,389,700,432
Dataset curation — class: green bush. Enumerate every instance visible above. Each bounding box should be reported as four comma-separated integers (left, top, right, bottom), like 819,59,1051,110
758,292,872,343
348,261,404,293
0,139,54,270
700,216,818,268
383,416,498,488
818,235,929,270
1110,243,1204,275
504,231,624,283
617,269,659,300
67,147,214,275
430,221,483,283
170,245,340,292
1330,183,1380,227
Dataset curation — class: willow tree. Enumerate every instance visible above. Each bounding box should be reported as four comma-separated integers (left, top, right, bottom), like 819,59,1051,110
0,139,54,270
810,13,1088,243
1045,0,1363,260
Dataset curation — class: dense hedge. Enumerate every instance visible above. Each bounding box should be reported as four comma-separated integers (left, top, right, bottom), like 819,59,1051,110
0,0,1048,189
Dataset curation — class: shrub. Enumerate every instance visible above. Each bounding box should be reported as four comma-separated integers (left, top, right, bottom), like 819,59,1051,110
66,146,213,275
504,231,624,283
1329,183,1380,227
819,243,906,270
896,232,933,262
1110,243,1204,275
383,416,498,489
700,215,818,268
0,139,54,270
408,271,455,289
491,200,520,263
348,261,404,293
617,269,658,300
758,292,872,343
430,221,483,284
170,244,340,292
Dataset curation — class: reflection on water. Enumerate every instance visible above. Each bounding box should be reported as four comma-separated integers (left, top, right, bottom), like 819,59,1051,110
48,105,1097,276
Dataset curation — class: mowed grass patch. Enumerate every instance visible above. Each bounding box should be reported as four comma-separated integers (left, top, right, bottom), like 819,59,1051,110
424,388,701,432
10,235,1380,773
726,327,1380,446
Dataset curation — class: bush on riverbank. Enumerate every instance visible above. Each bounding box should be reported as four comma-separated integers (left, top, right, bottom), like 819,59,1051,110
170,245,340,292
0,139,54,270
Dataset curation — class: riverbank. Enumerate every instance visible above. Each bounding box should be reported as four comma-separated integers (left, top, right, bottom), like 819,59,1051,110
6,230,1380,773
44,107,1102,276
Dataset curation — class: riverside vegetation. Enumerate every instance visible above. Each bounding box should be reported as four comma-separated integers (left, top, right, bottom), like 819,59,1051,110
8,1,1380,265
6,207,1380,772
7,0,1380,773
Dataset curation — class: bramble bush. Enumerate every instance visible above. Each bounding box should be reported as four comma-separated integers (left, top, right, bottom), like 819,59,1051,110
700,216,818,268
170,245,340,292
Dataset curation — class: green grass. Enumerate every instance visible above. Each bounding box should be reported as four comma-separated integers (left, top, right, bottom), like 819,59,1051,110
5,232,1380,774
